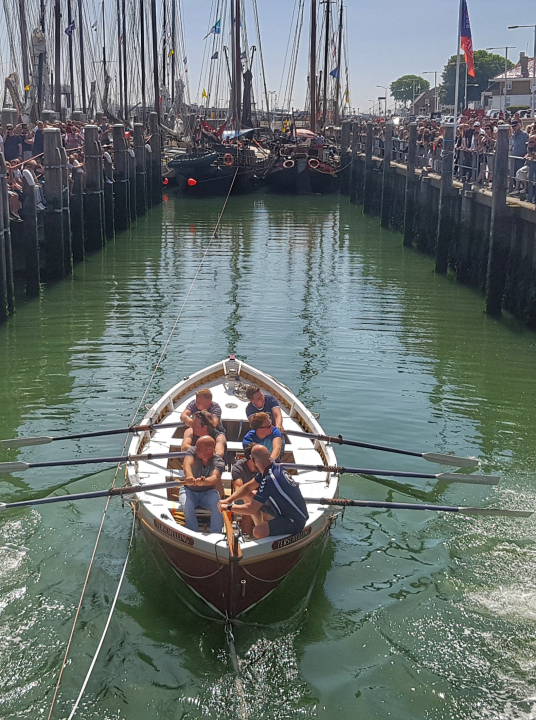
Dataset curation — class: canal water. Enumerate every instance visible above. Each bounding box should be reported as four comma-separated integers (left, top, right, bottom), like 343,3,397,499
1,191,536,719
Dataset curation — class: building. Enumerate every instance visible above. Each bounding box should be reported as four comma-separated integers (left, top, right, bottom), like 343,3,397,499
487,52,536,111
409,88,440,116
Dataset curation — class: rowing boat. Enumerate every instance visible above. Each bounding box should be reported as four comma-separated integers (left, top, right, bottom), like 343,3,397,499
126,356,339,618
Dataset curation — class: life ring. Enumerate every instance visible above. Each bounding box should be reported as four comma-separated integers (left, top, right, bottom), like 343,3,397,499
308,157,320,169
224,153,234,166
283,159,295,169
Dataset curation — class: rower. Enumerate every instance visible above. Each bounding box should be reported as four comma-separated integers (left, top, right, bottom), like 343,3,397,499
181,410,226,459
243,412,284,462
230,442,257,535
180,388,222,428
245,385,283,430
219,445,308,539
181,436,224,534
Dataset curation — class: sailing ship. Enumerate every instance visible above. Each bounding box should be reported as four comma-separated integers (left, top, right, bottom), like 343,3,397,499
126,355,339,618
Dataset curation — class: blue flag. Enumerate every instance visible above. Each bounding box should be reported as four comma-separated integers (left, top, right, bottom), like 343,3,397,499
240,50,247,59
65,20,75,37
204,19,221,39
211,51,219,60
330,67,339,79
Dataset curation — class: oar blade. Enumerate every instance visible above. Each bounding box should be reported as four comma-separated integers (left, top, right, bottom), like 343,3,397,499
0,436,54,449
459,507,533,518
422,452,479,468
437,473,500,485
0,461,30,473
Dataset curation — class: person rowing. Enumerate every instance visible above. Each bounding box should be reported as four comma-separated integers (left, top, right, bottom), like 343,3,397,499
245,385,283,430
242,412,284,462
218,445,308,539
181,436,224,534
181,410,226,459
180,388,222,428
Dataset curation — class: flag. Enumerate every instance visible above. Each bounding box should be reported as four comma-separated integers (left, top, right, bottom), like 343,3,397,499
168,48,174,57
25,84,30,91
202,89,207,98
183,56,187,63
460,0,475,77
91,21,97,31
211,51,219,60
240,50,247,59
203,19,221,39
345,89,350,104
65,20,75,36
330,67,339,79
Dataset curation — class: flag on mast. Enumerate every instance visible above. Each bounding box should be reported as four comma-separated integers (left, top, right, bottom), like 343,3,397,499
460,0,475,77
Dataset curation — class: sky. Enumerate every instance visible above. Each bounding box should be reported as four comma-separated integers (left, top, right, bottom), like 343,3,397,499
182,0,536,113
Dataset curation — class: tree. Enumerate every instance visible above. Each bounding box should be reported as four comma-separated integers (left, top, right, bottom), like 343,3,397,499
390,75,430,106
441,50,514,107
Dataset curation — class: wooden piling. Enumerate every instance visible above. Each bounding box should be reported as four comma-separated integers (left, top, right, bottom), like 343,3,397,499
380,123,393,228
457,186,473,283
59,146,72,276
103,152,115,240
0,153,9,321
145,142,153,208
20,169,40,296
486,125,511,315
43,128,65,281
128,148,137,221
112,125,130,232
148,112,161,205
403,123,417,247
363,122,374,215
133,123,147,216
416,174,432,252
349,121,359,204
70,164,85,262
83,124,105,252
435,123,455,274
340,120,352,195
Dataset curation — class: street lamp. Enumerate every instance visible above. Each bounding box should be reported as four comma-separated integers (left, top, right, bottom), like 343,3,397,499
486,46,516,113
423,71,440,113
509,25,536,116
376,85,387,118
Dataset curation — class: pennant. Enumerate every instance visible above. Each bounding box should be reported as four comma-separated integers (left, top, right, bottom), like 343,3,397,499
183,56,187,63
240,50,247,59
168,48,174,57
202,89,207,98
330,67,339,79
211,51,219,60
460,0,475,77
204,19,221,39
91,21,97,31
24,84,30,91
65,20,75,37
345,89,350,104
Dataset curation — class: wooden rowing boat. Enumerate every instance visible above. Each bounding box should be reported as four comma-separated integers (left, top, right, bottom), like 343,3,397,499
126,356,339,618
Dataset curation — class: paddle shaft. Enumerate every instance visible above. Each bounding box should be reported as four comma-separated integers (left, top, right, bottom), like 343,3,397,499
0,451,186,473
283,463,498,483
305,497,532,517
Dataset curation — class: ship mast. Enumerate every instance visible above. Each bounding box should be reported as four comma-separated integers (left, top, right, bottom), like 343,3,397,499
309,0,316,132
140,0,146,119
150,0,159,113
67,0,75,111
54,0,61,113
78,0,87,113
231,0,241,130
322,0,330,128
334,0,343,125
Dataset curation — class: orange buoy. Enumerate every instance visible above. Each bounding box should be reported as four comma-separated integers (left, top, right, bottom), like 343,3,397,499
162,177,169,185
308,157,320,169
224,153,234,166
283,159,295,169
187,178,197,186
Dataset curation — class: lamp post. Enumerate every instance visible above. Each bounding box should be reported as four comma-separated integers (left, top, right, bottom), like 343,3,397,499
508,25,536,116
486,46,516,114
423,71,440,113
377,85,387,118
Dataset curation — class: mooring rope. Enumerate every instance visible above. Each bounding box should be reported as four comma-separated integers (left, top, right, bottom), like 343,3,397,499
47,168,239,720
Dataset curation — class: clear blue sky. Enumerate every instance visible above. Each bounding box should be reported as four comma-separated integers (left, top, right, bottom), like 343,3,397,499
182,0,536,112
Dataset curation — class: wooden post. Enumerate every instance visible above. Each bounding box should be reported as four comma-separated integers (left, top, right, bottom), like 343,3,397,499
145,142,153,208
349,121,359,204
148,112,161,204
43,128,65,281
435,123,455,274
363,122,374,215
403,122,417,247
380,122,393,228
112,124,130,231
20,169,40,295
0,153,8,321
103,152,115,239
340,120,352,195
128,147,137,221
59,145,72,275
133,123,147,216
83,125,105,251
457,186,473,283
486,125,511,315
70,165,84,261
417,174,432,252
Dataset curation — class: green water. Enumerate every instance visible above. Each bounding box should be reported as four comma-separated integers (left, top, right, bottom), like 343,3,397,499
2,191,536,719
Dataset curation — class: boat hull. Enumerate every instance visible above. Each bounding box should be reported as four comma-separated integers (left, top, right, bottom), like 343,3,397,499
265,159,339,194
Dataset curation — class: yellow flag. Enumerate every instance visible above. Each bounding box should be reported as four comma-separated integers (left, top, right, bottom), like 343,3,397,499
202,89,207,98
25,84,30,91
168,48,174,57
345,89,350,104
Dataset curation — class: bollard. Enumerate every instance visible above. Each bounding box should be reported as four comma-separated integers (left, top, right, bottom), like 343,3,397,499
112,125,130,232
103,152,115,240
148,112,161,204
486,125,511,315
145,142,153,208
128,148,137,221
380,123,393,228
21,168,40,296
1,108,18,128
403,123,417,247
59,145,72,275
133,123,147,216
363,122,374,215
43,128,65,281
0,153,8,320
70,165,85,261
83,125,105,251
435,123,455,274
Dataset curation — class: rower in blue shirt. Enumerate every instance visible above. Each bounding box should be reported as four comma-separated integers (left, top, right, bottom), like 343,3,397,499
245,385,283,430
219,444,308,538
242,412,284,462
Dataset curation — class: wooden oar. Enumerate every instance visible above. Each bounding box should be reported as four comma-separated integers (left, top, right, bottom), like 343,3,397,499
285,429,479,468
0,451,187,474
0,421,186,449
282,463,499,485
305,497,532,518
0,479,185,513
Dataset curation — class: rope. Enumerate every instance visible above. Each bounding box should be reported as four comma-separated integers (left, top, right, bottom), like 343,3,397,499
47,166,239,720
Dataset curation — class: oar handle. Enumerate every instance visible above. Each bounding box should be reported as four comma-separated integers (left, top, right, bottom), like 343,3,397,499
306,498,532,518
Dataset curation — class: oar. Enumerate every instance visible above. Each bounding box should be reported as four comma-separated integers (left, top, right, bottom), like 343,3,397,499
0,451,187,474
285,429,479,468
305,497,532,518
282,463,499,485
0,421,186,449
0,479,185,513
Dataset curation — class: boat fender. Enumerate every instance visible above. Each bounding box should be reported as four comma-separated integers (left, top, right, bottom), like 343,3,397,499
283,159,295,169
224,153,234,166
308,157,320,169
